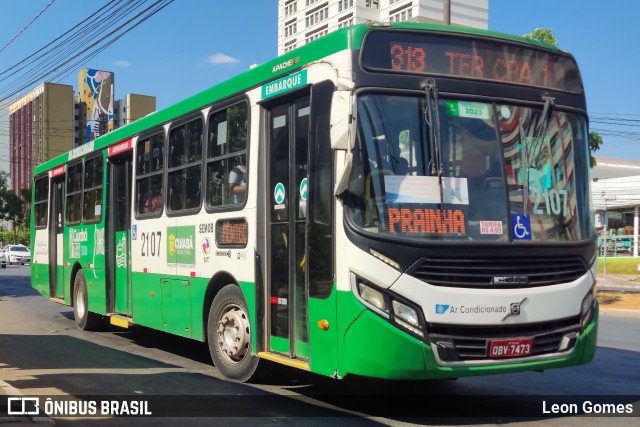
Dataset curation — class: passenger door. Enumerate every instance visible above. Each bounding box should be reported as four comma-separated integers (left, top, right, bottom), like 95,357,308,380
266,94,311,359
48,178,65,299
106,153,133,315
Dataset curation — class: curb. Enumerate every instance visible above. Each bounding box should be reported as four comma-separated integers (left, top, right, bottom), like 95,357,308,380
598,286,640,293
0,380,54,425
599,307,640,318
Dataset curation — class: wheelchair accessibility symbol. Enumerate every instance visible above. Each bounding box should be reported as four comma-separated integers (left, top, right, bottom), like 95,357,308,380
511,214,531,240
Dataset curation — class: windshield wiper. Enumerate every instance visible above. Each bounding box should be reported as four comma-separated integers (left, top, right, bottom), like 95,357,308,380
422,78,442,178
535,95,555,165
540,95,555,132
519,116,529,216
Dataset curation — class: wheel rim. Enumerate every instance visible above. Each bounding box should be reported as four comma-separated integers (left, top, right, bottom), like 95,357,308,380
216,303,250,364
76,286,86,319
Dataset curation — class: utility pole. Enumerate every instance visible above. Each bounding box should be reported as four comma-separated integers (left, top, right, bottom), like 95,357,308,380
602,193,617,284
444,0,451,24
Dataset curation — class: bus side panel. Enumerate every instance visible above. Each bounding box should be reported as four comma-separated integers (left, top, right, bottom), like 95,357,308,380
31,263,51,297
160,278,193,338
307,284,338,377
31,229,51,297
68,224,107,315
130,271,164,331
84,267,107,315
239,281,257,351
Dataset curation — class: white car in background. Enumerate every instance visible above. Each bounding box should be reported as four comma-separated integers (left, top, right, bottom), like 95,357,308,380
0,250,6,268
3,244,30,265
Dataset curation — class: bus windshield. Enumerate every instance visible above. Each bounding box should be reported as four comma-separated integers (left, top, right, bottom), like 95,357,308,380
346,93,594,243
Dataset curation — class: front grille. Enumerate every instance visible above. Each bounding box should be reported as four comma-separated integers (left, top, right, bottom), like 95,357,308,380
408,256,588,288
428,316,580,363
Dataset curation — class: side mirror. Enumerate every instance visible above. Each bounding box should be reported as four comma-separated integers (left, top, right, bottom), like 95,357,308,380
330,90,352,150
334,151,352,197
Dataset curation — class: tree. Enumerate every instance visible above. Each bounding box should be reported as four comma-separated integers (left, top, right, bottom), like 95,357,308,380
19,187,32,230
589,131,603,168
0,172,24,234
523,28,558,47
524,28,602,168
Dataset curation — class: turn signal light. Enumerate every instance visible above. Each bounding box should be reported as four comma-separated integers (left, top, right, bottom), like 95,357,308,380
318,320,330,330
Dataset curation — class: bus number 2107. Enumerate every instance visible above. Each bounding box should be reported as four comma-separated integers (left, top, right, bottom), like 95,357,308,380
141,231,162,257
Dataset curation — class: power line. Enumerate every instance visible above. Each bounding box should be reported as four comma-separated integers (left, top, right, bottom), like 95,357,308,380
0,0,174,100
0,0,120,79
0,0,141,96
0,0,57,54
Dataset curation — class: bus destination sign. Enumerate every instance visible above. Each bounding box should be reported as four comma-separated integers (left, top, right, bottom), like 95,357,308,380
361,31,582,92
108,139,133,157
387,205,466,235
49,165,66,178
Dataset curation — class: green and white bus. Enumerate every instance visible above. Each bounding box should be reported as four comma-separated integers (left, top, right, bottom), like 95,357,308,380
31,23,598,382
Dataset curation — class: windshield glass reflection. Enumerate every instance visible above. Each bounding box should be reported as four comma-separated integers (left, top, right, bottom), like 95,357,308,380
345,93,594,243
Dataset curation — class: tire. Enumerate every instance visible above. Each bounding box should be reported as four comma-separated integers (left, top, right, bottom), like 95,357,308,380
73,270,103,331
1,265,5,269
207,284,262,382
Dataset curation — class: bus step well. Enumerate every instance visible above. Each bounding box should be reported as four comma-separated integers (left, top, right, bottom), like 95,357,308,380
109,314,133,329
257,352,309,371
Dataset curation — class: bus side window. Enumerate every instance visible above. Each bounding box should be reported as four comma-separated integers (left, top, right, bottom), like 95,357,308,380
206,101,248,209
170,128,185,167
135,132,165,217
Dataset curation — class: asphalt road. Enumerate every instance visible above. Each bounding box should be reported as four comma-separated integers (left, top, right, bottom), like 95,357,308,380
0,265,638,426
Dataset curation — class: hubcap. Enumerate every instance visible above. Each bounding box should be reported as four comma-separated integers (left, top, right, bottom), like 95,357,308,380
217,303,250,364
76,286,86,318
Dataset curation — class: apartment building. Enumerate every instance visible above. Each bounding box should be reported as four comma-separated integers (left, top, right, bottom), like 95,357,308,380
277,0,488,54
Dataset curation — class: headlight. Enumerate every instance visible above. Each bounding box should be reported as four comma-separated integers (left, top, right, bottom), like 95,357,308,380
353,273,426,339
392,300,423,337
358,282,387,312
580,285,596,329
392,300,419,328
581,292,593,317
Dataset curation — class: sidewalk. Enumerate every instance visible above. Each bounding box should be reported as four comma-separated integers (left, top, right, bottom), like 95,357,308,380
596,272,640,293
596,272,640,318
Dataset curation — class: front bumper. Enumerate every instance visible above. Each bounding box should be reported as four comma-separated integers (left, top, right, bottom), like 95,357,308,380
10,255,30,264
340,292,598,380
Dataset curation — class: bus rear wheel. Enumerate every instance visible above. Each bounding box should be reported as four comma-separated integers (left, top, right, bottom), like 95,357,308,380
207,284,262,382
73,270,103,331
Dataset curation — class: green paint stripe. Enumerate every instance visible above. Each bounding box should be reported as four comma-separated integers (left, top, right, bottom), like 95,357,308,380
34,25,355,175
34,22,564,176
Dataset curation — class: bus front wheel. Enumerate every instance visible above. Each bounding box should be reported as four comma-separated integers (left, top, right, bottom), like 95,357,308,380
207,284,262,382
73,270,103,331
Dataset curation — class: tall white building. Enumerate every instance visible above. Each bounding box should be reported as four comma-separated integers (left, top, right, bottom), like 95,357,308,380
277,0,488,55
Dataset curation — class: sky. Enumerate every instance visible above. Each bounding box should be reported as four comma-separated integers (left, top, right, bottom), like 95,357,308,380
0,0,638,173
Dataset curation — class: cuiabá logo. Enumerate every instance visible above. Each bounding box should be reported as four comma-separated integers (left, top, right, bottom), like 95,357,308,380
166,226,196,265
168,233,176,257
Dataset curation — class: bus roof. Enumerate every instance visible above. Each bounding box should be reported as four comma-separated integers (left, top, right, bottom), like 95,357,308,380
34,22,562,176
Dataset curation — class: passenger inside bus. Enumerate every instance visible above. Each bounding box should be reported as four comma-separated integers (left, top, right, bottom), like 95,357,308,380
228,155,247,204
141,191,163,214
151,192,163,213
